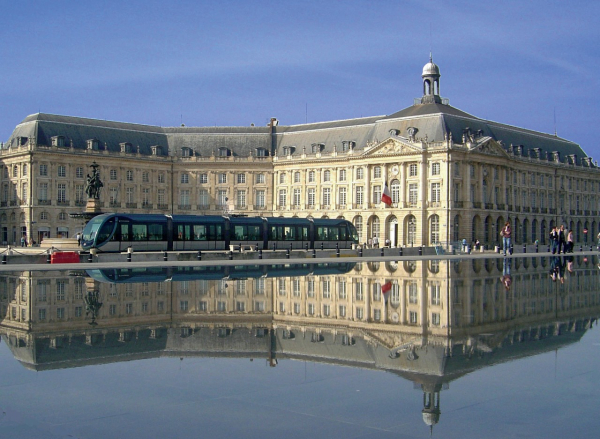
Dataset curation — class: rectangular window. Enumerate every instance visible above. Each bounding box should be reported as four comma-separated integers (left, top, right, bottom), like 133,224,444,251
158,173,165,183
76,167,84,178
278,189,287,207
338,187,347,206
181,173,189,184
431,162,440,175
110,169,117,180
374,167,381,178
322,188,331,206
356,186,363,206
179,189,190,206
142,188,150,207
236,190,246,208
293,188,301,206
255,190,265,208
409,184,418,205
218,173,227,184
339,169,346,181
255,173,265,184
431,183,440,203
409,164,417,177
217,190,227,207
39,164,48,176
57,184,66,203
200,173,208,184
237,174,246,184
75,185,84,203
373,185,381,204
142,171,149,183
126,187,135,203
58,165,66,177
307,188,316,206
157,189,165,206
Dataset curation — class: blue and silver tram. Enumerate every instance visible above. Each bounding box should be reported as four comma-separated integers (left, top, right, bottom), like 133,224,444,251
81,213,359,252
86,262,357,284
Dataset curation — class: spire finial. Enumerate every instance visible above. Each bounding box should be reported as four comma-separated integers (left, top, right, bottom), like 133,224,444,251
429,52,433,63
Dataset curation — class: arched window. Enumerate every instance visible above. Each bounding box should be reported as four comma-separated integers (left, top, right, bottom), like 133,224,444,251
323,170,331,182
407,215,417,245
454,215,460,242
430,215,440,245
371,216,380,239
353,215,363,241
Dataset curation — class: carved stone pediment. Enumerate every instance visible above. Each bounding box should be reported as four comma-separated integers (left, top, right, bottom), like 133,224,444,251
362,137,423,156
468,137,509,157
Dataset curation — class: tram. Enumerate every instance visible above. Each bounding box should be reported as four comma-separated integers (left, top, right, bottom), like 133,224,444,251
81,213,359,252
86,262,357,284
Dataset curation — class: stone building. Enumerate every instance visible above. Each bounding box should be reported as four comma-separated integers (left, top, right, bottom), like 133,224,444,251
1,58,597,247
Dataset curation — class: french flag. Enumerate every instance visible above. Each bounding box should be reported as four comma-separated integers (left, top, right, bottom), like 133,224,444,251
381,281,392,302
381,183,392,206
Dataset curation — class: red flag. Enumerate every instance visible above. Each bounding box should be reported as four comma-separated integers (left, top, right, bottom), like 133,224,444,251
381,183,392,206
381,281,392,303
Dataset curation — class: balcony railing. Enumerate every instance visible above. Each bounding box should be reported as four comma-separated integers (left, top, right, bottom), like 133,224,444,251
522,207,530,213
496,203,506,210
197,204,210,210
253,205,266,210
126,202,138,209
0,201,6,207
178,204,191,210
38,199,51,205
157,204,169,210
75,200,85,207
235,205,248,210
453,201,463,208
485,203,493,209
531,207,539,213
473,202,482,208
10,201,17,206
550,208,557,214
541,208,548,214
57,200,70,206
142,203,153,209
109,202,120,208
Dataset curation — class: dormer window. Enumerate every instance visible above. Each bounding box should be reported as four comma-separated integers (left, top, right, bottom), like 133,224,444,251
181,147,193,157
18,137,28,146
311,143,322,154
87,139,100,151
51,136,66,147
120,142,134,153
218,147,230,157
151,145,162,156
256,148,268,157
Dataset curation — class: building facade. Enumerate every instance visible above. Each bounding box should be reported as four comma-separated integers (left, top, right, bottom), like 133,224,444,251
1,59,598,247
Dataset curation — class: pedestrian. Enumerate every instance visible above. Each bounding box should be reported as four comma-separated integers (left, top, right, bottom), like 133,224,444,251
462,238,468,253
500,221,511,256
475,239,480,250
76,232,82,246
20,235,26,247
550,226,559,254
567,229,574,253
558,225,566,254
372,235,379,248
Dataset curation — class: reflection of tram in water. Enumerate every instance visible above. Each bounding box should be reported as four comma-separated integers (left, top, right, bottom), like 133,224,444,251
86,262,357,284
81,213,359,252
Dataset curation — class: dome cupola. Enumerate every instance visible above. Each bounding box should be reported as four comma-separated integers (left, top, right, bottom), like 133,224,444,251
421,54,442,104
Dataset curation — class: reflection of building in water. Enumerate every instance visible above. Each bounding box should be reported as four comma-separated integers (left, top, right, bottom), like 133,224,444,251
1,257,599,430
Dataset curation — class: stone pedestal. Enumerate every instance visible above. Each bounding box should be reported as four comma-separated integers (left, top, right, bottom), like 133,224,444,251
86,199,102,213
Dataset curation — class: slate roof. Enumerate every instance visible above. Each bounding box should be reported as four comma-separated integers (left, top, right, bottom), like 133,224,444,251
3,98,587,161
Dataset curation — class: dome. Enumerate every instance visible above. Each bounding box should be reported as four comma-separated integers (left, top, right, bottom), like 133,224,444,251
422,411,440,426
422,60,440,77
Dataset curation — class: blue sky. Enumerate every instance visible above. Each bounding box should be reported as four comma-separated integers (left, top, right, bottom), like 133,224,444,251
1,1,599,157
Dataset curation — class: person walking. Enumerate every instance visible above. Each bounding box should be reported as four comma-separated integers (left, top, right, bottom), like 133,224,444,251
550,226,559,254
500,221,511,256
372,235,379,248
567,229,574,253
558,225,567,254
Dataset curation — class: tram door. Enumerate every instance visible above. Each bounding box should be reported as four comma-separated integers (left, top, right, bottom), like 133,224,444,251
119,219,133,252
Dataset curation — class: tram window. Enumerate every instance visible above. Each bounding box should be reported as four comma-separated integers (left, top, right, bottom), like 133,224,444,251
317,227,328,241
194,225,207,240
269,226,282,241
340,227,347,240
248,225,261,241
120,224,130,241
97,218,116,243
207,224,223,240
234,226,246,240
132,224,148,240
300,227,308,240
177,225,191,241
284,226,295,240
329,227,339,240
149,224,164,240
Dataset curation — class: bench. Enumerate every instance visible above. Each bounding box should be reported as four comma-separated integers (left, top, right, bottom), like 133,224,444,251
229,244,256,252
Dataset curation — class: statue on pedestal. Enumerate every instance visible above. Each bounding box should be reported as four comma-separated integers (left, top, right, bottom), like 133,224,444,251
85,162,103,199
